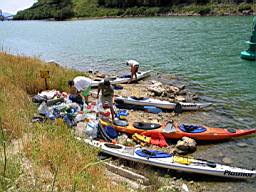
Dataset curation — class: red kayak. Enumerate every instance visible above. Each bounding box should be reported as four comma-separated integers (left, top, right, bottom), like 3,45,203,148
100,120,256,141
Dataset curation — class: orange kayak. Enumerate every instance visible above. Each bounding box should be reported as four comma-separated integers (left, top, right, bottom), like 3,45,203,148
100,120,256,141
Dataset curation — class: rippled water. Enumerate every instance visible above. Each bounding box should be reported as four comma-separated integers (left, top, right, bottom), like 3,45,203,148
1,17,255,191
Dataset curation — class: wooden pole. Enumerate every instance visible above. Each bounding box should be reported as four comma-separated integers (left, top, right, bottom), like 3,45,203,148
44,78,48,90
0,117,7,177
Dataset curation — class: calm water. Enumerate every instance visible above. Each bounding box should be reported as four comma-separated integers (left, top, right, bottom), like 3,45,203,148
1,17,256,191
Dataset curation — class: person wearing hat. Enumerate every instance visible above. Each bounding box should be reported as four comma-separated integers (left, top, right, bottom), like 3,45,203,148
126,59,139,83
97,78,115,122
68,76,92,106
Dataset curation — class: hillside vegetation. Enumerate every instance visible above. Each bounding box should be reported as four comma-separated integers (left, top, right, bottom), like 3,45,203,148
14,0,256,20
0,52,127,191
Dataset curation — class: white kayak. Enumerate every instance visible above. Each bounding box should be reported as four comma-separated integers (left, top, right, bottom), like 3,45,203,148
82,139,256,179
91,70,151,87
114,96,212,111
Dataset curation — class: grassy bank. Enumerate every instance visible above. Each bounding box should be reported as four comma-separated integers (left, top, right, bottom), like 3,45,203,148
0,52,127,191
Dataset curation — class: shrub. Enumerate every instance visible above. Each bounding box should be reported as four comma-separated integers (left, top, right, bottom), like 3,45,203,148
144,7,160,16
197,6,211,15
238,3,252,12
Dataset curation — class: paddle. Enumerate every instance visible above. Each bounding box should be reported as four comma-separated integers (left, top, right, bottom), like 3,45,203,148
196,158,216,168
173,156,216,168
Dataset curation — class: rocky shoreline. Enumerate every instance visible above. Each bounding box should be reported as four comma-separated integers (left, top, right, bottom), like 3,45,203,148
81,69,255,191
81,70,209,191
88,70,198,102
67,10,256,22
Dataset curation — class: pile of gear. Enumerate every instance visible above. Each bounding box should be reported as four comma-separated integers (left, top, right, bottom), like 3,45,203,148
32,88,197,155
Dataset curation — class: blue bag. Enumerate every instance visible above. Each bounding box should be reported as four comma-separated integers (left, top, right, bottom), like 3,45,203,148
135,149,172,158
104,126,118,139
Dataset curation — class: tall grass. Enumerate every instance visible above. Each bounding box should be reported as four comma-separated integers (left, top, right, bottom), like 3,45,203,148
0,156,21,191
0,52,127,191
0,52,86,94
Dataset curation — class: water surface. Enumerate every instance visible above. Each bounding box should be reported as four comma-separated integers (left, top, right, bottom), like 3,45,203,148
1,17,255,191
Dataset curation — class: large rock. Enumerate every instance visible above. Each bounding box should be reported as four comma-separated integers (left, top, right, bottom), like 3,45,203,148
166,86,180,94
176,140,190,151
148,86,166,96
174,137,197,155
184,137,197,152
148,81,165,96
148,81,182,97
147,81,199,102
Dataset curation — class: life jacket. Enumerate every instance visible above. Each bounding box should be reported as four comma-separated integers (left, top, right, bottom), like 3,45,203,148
142,131,168,147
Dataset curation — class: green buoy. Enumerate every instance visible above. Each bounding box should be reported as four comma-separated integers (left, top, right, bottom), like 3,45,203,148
240,17,256,61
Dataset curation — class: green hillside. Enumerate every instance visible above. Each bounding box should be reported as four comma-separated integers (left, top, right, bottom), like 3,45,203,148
14,0,74,20
14,0,255,20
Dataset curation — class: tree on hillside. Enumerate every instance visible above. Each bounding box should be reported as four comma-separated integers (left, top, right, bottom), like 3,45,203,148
15,0,74,20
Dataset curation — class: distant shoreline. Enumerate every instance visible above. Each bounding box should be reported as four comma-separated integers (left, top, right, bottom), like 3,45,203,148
67,12,256,21
12,13,256,22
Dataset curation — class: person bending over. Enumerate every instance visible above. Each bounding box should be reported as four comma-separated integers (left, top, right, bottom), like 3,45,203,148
126,59,139,83
68,76,92,106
